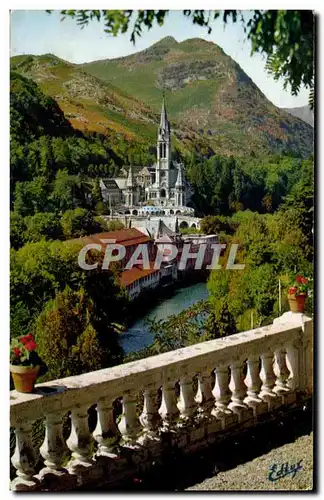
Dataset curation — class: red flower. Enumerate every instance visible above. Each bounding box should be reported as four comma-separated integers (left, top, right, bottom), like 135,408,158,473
300,277,309,284
24,340,37,352
289,287,297,295
295,275,308,284
19,333,34,345
13,347,21,357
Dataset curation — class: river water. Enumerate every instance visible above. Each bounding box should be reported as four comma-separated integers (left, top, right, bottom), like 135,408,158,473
120,282,209,354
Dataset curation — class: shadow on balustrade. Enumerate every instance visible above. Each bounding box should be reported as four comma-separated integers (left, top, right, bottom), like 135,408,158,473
92,399,313,492
33,385,67,395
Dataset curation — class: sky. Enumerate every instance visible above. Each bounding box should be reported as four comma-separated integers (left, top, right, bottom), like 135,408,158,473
10,9,310,109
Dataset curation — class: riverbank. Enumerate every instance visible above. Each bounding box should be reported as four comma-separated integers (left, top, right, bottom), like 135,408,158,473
123,269,209,330
120,281,209,354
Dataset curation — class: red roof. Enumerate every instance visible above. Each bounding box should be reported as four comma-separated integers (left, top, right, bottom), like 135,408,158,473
75,228,151,248
120,262,159,287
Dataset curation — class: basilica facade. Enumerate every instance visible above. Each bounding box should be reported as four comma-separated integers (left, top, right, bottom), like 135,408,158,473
100,99,193,216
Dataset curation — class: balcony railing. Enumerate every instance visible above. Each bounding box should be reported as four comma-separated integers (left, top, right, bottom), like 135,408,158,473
10,312,313,491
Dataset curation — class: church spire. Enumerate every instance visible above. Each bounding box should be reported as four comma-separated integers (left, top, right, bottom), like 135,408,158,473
175,163,184,187
126,164,134,188
159,95,170,139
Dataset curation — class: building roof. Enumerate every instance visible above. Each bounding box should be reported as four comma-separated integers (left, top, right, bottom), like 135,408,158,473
120,262,159,287
135,217,179,239
114,177,127,190
138,166,151,176
101,179,120,190
76,228,151,248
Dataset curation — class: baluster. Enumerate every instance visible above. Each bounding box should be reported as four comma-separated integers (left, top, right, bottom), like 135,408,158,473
39,412,66,474
118,392,141,444
178,376,197,422
244,355,262,402
66,405,93,471
195,372,214,419
212,365,231,417
286,342,299,392
273,349,291,395
139,386,160,437
228,361,247,409
158,381,179,429
259,352,279,408
228,361,252,423
244,355,266,416
11,422,38,490
93,398,120,456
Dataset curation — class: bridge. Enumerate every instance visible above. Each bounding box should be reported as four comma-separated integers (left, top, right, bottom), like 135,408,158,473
103,214,202,231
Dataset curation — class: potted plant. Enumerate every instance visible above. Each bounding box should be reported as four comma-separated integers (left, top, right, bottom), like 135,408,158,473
287,275,310,313
10,333,44,393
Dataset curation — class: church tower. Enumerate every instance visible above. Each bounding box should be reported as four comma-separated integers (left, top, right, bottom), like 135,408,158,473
125,164,135,207
175,163,185,207
156,97,171,202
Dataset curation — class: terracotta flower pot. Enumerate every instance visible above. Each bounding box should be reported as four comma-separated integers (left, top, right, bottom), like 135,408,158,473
10,364,40,393
287,293,306,313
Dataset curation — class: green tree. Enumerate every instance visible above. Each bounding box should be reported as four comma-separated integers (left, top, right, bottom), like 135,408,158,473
206,298,237,338
35,287,105,379
60,208,104,239
50,170,80,213
24,212,63,243
200,215,222,235
10,240,84,334
35,285,125,381
10,211,27,249
13,177,49,216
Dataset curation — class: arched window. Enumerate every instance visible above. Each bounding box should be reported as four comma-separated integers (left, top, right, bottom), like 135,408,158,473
164,143,166,158
159,143,163,158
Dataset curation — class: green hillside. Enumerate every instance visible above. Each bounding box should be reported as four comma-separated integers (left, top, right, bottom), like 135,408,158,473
82,36,314,158
10,52,212,157
11,37,314,158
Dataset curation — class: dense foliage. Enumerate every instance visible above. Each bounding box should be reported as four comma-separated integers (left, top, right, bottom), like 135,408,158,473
10,239,129,380
186,153,313,217
35,286,124,380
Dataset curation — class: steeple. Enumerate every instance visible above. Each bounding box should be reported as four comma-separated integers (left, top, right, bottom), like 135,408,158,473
158,95,170,140
175,163,184,188
175,163,185,207
126,164,134,188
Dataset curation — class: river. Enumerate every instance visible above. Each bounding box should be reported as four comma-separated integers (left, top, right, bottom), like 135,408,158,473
120,282,209,354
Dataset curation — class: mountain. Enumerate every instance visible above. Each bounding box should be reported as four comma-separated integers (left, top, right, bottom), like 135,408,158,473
11,38,314,158
282,105,314,127
81,37,313,158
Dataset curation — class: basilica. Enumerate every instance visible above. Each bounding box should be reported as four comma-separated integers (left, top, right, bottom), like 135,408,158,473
100,99,194,216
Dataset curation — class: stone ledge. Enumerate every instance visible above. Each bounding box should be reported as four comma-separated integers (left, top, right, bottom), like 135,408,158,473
10,315,312,424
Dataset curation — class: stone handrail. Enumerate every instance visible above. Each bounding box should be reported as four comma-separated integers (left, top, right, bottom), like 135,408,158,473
10,312,313,491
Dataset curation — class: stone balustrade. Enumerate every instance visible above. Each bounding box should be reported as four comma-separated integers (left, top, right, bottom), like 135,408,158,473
10,312,313,491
